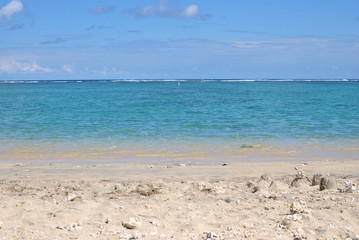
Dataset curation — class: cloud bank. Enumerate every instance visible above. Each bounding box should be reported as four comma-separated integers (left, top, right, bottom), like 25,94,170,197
124,0,209,19
0,0,23,21
0,58,53,73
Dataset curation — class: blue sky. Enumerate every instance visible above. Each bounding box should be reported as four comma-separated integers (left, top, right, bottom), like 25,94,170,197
0,0,358,80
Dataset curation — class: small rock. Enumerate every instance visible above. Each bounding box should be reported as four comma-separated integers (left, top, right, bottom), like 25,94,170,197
134,183,161,196
240,144,253,148
251,186,260,193
202,186,226,194
290,200,311,214
122,217,142,229
204,232,219,240
64,193,80,202
295,170,305,179
149,220,160,226
320,176,337,191
246,181,260,193
58,222,81,231
312,173,324,186
338,181,357,193
290,171,311,188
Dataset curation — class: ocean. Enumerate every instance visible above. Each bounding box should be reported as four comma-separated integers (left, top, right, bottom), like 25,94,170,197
1,79,358,163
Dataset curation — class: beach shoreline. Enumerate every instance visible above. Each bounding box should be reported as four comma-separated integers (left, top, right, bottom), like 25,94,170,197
1,139,358,165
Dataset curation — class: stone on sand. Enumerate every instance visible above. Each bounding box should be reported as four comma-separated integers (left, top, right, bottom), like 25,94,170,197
319,176,337,191
312,173,324,186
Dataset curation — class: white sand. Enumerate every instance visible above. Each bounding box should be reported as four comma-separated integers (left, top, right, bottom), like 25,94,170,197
0,160,358,240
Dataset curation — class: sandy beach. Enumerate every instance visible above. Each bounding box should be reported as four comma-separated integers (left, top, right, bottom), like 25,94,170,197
1,0,359,238
0,160,358,240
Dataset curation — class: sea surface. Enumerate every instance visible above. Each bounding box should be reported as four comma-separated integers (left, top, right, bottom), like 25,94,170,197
0,79,358,163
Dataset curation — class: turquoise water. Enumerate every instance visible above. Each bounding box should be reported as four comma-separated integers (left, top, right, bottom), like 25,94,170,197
0,80,358,162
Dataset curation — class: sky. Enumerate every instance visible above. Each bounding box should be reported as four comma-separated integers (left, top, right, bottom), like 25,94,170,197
0,0,358,80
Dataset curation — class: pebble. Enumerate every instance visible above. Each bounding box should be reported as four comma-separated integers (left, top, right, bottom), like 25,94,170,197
204,232,219,240
56,222,82,231
290,200,311,214
64,193,79,202
295,170,305,179
122,217,142,229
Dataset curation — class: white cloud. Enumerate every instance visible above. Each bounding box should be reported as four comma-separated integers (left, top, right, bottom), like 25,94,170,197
0,0,23,21
0,58,53,73
182,4,198,18
61,64,74,73
124,0,205,19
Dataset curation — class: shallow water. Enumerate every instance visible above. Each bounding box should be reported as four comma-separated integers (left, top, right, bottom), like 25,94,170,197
1,80,358,163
